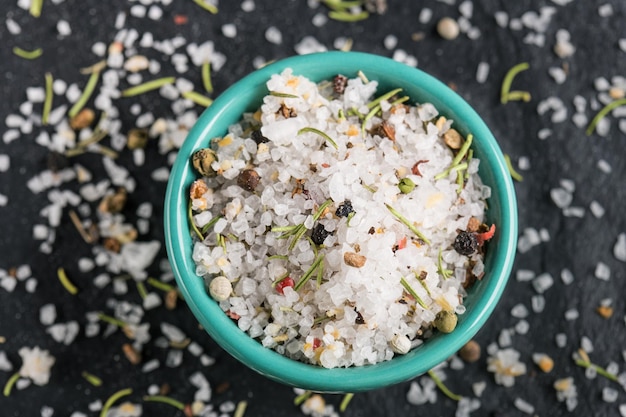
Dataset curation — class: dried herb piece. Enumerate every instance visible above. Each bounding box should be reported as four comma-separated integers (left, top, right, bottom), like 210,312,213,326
127,129,149,149
504,154,524,181
182,91,213,107
143,395,185,410
192,0,218,14
12,47,42,60
586,98,626,136
501,62,531,104
57,267,78,295
121,77,176,97
298,127,338,149
100,388,133,417
68,70,101,119
42,72,53,125
70,108,96,130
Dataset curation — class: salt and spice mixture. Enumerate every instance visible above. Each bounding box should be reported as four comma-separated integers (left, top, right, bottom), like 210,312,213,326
1,0,626,416
189,70,493,367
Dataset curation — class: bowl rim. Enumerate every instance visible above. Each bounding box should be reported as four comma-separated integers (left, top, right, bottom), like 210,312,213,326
164,51,518,392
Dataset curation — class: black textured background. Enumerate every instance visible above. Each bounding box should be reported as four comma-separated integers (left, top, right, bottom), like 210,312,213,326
1,1,626,416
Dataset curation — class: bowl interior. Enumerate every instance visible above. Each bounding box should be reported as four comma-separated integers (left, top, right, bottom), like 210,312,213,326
164,51,517,392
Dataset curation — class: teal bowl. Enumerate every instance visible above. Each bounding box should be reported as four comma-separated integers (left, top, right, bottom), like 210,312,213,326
164,51,517,392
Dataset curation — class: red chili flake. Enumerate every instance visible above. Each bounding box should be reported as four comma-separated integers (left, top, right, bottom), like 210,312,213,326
225,310,241,320
312,338,322,349
321,163,330,168
475,224,496,246
275,276,295,295
174,15,188,25
411,160,429,176
397,236,408,250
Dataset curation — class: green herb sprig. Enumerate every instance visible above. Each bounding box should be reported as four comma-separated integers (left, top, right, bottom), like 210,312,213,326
501,62,531,104
12,47,42,60
192,0,218,14
385,204,430,245
574,349,619,383
294,254,325,291
340,393,354,412
182,91,213,107
400,277,429,310
585,98,626,136
202,61,214,94
434,134,473,180
100,388,133,417
57,267,78,295
68,69,101,119
272,199,333,250
437,249,453,279
82,371,103,387
121,77,175,97
42,72,53,125
298,127,338,149
427,369,462,401
503,154,524,182
3,372,20,397
143,395,185,410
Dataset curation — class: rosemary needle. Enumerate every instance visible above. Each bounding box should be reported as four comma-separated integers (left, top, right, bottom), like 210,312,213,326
233,400,248,417
100,388,133,417
143,395,185,410
42,72,54,126
82,371,103,387
57,267,78,295
12,47,42,60
201,61,214,94
328,10,369,22
340,393,354,412
585,98,626,136
29,0,43,17
503,154,524,182
400,277,429,310
121,77,176,97
428,369,462,401
192,0,218,14
3,372,20,397
68,70,101,119
501,62,530,104
298,127,338,149
385,204,430,245
182,91,213,107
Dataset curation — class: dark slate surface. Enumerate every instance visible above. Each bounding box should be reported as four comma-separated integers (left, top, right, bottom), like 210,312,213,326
1,1,625,416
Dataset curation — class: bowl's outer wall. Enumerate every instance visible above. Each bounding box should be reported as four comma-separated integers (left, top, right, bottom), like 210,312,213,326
164,51,518,392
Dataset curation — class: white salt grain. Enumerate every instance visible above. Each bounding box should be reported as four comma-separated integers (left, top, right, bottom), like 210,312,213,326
57,20,71,36
516,269,535,282
555,333,567,348
580,336,594,353
222,23,237,38
537,128,552,140
614,233,626,262
476,62,489,84
511,304,529,318
550,187,572,208
200,354,215,366
531,295,545,313
564,308,579,321
147,5,162,20
142,359,160,373
265,26,283,45
594,262,611,280
0,351,12,372
560,268,574,285
598,3,614,17
383,35,398,50
515,320,530,335
312,13,327,27
40,304,57,325
532,273,553,293
419,8,432,24
241,0,255,11
514,398,535,414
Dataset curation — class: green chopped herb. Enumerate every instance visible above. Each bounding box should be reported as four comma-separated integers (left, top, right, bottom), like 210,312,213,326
389,96,410,107
294,390,312,405
269,91,299,98
146,277,176,292
42,72,53,126
428,369,462,401
143,395,185,410
298,127,338,149
574,350,619,383
456,169,464,194
585,98,626,136
202,215,223,234
3,372,20,397
400,277,428,310
505,90,531,102
328,10,369,22
97,312,128,328
233,400,248,417
267,254,289,261
29,0,43,17
337,108,346,121
503,154,524,182
294,255,324,291
437,248,453,279
385,204,430,245
500,62,530,104
68,70,101,119
357,70,369,84
192,0,218,14
346,211,356,226
201,61,214,94
340,393,354,412
182,91,213,107
136,282,148,299
361,182,377,193
120,77,176,97
100,388,133,417
188,201,204,241
367,88,403,110
414,271,432,296
434,134,473,180
82,371,103,387
322,0,364,11
57,267,78,295
216,233,227,251
361,104,380,135
273,199,332,250
12,47,42,60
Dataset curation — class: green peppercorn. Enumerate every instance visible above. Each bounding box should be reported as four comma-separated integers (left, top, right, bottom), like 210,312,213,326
398,177,416,194
192,148,217,177
434,310,457,333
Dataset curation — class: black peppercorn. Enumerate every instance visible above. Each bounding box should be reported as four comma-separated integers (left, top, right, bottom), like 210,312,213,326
453,231,478,256
47,151,69,172
311,223,332,245
237,169,261,192
251,129,269,144
335,200,354,218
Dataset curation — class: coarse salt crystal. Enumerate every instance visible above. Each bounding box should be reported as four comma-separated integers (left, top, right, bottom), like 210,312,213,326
147,5,162,20
555,333,567,348
241,0,255,11
560,268,574,285
222,23,237,38
564,308,579,321
476,62,489,84
40,304,57,325
614,233,626,262
142,359,160,373
57,20,71,36
594,261,610,280
598,3,614,17
514,397,535,414
265,26,283,45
